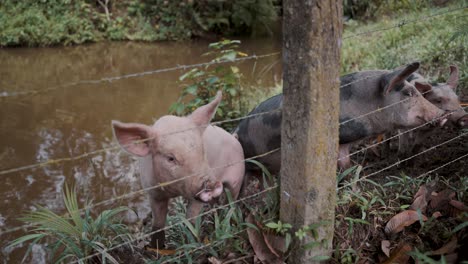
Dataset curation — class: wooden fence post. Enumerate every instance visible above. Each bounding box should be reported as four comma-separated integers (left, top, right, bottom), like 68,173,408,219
280,0,342,262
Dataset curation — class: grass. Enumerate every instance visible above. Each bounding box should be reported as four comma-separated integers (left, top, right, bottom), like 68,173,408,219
341,0,467,93
8,185,133,263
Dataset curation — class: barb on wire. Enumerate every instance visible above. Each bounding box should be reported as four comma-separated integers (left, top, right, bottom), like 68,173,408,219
71,185,279,264
338,131,468,190
343,5,467,40
0,52,280,98
0,148,280,236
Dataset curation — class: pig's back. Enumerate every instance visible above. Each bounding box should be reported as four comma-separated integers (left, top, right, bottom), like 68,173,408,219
233,94,283,174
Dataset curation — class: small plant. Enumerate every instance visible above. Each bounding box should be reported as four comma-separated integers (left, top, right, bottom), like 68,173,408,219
8,185,133,263
169,39,247,131
157,191,252,264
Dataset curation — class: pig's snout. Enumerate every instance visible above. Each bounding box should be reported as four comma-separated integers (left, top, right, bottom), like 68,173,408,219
420,107,447,127
195,181,223,202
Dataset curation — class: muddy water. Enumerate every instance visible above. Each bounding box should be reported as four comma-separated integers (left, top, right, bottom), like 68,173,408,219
0,38,281,263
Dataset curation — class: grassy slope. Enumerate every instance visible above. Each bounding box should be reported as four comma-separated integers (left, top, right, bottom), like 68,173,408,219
341,1,467,93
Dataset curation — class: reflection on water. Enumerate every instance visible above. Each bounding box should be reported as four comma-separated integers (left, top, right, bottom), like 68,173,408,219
0,38,281,263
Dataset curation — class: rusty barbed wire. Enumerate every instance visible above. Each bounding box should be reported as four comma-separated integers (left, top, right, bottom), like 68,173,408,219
0,52,280,98
70,185,279,264
337,130,468,190
0,148,280,236
342,5,467,40
340,105,468,161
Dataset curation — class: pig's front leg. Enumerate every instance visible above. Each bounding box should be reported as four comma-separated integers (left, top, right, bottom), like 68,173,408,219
150,198,169,249
223,164,245,200
338,144,351,171
186,199,205,223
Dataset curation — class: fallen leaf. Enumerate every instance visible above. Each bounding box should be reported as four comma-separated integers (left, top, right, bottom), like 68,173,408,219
449,200,468,212
381,243,412,264
208,256,223,264
246,214,285,264
414,185,428,200
429,189,455,212
381,240,391,257
410,195,427,213
430,236,458,256
432,211,442,218
384,210,428,235
264,233,287,256
145,247,177,255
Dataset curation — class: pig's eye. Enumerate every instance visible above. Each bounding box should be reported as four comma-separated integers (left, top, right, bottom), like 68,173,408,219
435,99,443,104
403,89,414,97
166,155,177,163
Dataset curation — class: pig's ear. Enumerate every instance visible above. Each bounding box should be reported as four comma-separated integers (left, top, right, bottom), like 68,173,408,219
189,91,222,127
112,120,152,157
414,82,432,95
383,62,420,95
447,65,459,90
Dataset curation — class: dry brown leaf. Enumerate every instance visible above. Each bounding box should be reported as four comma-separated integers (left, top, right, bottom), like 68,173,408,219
430,236,458,256
385,210,428,235
432,211,442,218
381,240,391,258
449,200,468,212
414,185,428,200
429,189,456,211
145,247,177,255
264,234,287,256
410,195,428,213
208,256,223,264
246,214,285,264
381,243,412,264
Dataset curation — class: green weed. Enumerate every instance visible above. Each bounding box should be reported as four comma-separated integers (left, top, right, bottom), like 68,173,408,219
7,185,133,263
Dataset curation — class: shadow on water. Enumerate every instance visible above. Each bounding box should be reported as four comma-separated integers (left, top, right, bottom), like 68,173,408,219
0,38,281,263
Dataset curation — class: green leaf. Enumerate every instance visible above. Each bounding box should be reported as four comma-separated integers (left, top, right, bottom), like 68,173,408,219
185,84,198,95
265,222,279,229
179,68,198,81
206,76,219,85
303,241,321,250
230,66,239,74
7,233,44,248
176,103,185,115
453,221,468,233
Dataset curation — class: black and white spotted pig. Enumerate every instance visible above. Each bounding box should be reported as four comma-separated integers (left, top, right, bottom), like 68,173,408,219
233,62,447,173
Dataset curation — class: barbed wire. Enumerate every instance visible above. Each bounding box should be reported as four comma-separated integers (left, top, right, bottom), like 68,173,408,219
1,5,464,99
339,45,465,90
416,152,468,179
342,5,467,40
339,105,468,161
0,109,281,176
0,148,280,236
0,52,280,98
160,216,276,264
71,185,279,264
337,130,468,190
1,46,465,177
